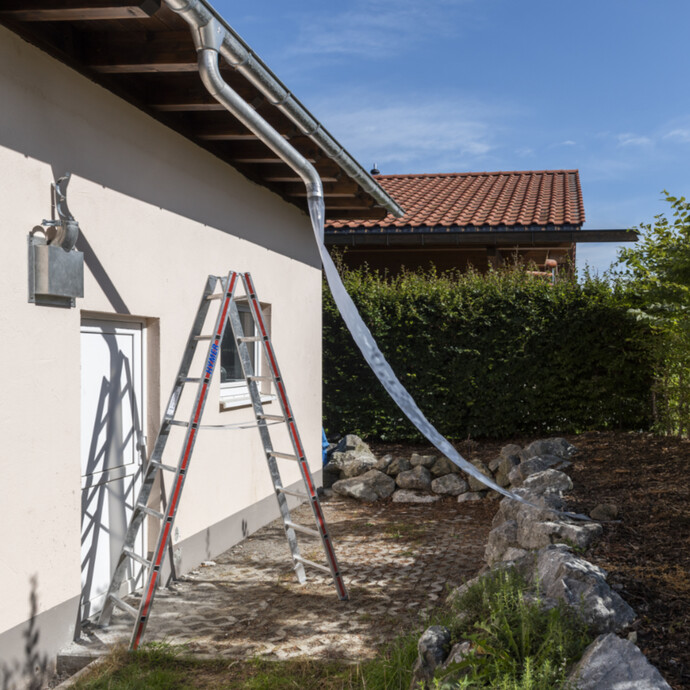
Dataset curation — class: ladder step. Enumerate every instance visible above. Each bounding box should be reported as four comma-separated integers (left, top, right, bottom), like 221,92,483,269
168,420,190,428
137,505,164,520
248,375,272,382
149,460,178,473
269,451,299,461
180,377,202,383
284,521,320,538
206,293,224,301
194,335,213,341
294,555,331,574
238,335,262,342
259,414,285,422
277,487,309,501
123,548,151,568
109,595,138,618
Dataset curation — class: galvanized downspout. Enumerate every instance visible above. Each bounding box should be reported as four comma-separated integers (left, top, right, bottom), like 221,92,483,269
164,0,403,219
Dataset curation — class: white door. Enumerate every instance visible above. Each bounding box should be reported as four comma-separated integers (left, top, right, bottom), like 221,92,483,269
80,319,146,621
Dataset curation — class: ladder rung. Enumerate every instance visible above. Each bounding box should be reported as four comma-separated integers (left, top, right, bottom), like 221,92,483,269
169,420,189,428
137,505,164,520
194,335,213,341
238,335,262,342
277,487,309,500
259,414,285,422
109,595,138,618
284,521,320,538
123,548,151,568
149,460,178,473
180,377,201,383
294,555,331,574
206,293,224,300
248,375,272,382
269,451,299,461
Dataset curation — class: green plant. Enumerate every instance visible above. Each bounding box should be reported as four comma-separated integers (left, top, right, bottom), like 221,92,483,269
436,568,591,689
323,263,654,440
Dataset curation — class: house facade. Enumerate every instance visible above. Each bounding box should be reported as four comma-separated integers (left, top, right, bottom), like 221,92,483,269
326,171,634,275
0,3,398,682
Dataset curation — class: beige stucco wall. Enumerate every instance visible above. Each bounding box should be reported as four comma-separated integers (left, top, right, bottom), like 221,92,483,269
0,24,322,645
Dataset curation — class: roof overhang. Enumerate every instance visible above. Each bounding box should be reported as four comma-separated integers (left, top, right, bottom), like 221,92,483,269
325,228,638,248
0,0,402,221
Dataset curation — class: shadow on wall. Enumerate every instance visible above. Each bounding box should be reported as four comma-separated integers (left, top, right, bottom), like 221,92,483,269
1,577,49,690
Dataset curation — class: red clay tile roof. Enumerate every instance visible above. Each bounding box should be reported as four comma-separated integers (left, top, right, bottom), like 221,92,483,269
326,170,585,230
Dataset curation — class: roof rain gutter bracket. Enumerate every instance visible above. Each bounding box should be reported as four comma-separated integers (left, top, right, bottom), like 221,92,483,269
163,0,403,217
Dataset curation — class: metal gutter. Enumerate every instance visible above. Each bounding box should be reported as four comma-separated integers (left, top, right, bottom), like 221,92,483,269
163,0,403,218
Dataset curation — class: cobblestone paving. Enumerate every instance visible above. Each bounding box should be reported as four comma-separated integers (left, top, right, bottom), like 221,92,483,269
93,494,495,660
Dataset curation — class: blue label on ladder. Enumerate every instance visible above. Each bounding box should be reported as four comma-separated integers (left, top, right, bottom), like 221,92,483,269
205,343,220,376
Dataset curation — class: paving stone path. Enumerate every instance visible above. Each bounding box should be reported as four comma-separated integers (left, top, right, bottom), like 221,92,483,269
86,494,494,661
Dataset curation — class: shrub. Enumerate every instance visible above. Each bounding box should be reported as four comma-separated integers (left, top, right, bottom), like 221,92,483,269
323,264,655,440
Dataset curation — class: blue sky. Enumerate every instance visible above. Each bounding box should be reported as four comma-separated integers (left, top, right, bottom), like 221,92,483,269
213,0,690,275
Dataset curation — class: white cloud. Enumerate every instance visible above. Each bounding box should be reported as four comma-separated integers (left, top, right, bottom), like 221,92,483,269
663,128,690,143
287,0,474,58
314,94,506,172
616,132,652,147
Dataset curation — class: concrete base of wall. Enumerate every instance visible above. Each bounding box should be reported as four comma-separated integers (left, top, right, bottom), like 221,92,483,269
1,468,324,686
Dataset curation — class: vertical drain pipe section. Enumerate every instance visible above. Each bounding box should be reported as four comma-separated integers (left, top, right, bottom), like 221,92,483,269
165,1,589,511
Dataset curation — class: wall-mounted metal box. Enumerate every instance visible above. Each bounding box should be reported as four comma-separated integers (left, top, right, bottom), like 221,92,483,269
29,236,84,308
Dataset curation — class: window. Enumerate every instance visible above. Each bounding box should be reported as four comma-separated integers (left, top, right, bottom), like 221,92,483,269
219,303,272,408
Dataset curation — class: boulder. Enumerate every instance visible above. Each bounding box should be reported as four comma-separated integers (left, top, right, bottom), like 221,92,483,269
500,443,523,462
409,626,451,689
488,456,502,473
466,460,493,492
521,437,577,461
535,545,636,633
332,469,395,502
386,456,412,476
590,503,620,521
484,519,519,565
518,518,603,551
521,469,574,494
430,456,460,477
374,453,395,472
431,474,469,496
335,433,373,454
410,453,437,469
328,449,378,478
393,490,440,504
567,633,671,689
322,462,340,489
508,455,570,486
396,465,433,491
492,488,565,528
457,491,484,503
442,640,473,669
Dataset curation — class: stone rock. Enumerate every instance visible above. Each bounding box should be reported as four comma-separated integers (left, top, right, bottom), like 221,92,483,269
335,433,372,454
410,453,437,469
442,640,473,669
568,633,671,689
500,547,531,564
521,437,577,461
500,443,523,461
431,474,469,496
410,626,451,689
457,491,484,503
508,456,548,486
430,456,460,477
488,456,502,473
374,453,394,472
322,462,341,489
332,469,395,502
329,449,378,478
397,465,432,491
521,469,574,495
393,490,440,504
536,545,636,633
590,503,620,521
492,488,564,528
518,518,603,551
386,456,412,476
484,519,519,565
466,461,493,492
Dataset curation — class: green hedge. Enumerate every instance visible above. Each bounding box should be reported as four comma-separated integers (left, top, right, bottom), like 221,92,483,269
323,266,655,440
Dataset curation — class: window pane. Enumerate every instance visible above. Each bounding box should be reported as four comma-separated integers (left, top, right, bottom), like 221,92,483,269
220,310,255,383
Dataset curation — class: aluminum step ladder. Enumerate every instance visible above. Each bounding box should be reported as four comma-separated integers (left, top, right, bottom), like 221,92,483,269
96,272,347,650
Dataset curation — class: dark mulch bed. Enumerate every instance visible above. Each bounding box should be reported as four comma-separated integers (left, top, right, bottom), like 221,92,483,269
371,431,690,690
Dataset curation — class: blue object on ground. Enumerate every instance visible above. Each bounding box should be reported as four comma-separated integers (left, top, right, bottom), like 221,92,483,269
322,428,329,465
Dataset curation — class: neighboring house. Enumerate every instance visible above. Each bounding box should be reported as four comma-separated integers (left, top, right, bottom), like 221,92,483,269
0,1,398,680
326,170,635,274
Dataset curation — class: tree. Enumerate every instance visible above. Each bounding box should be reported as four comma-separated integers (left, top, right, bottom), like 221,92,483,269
614,193,690,435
